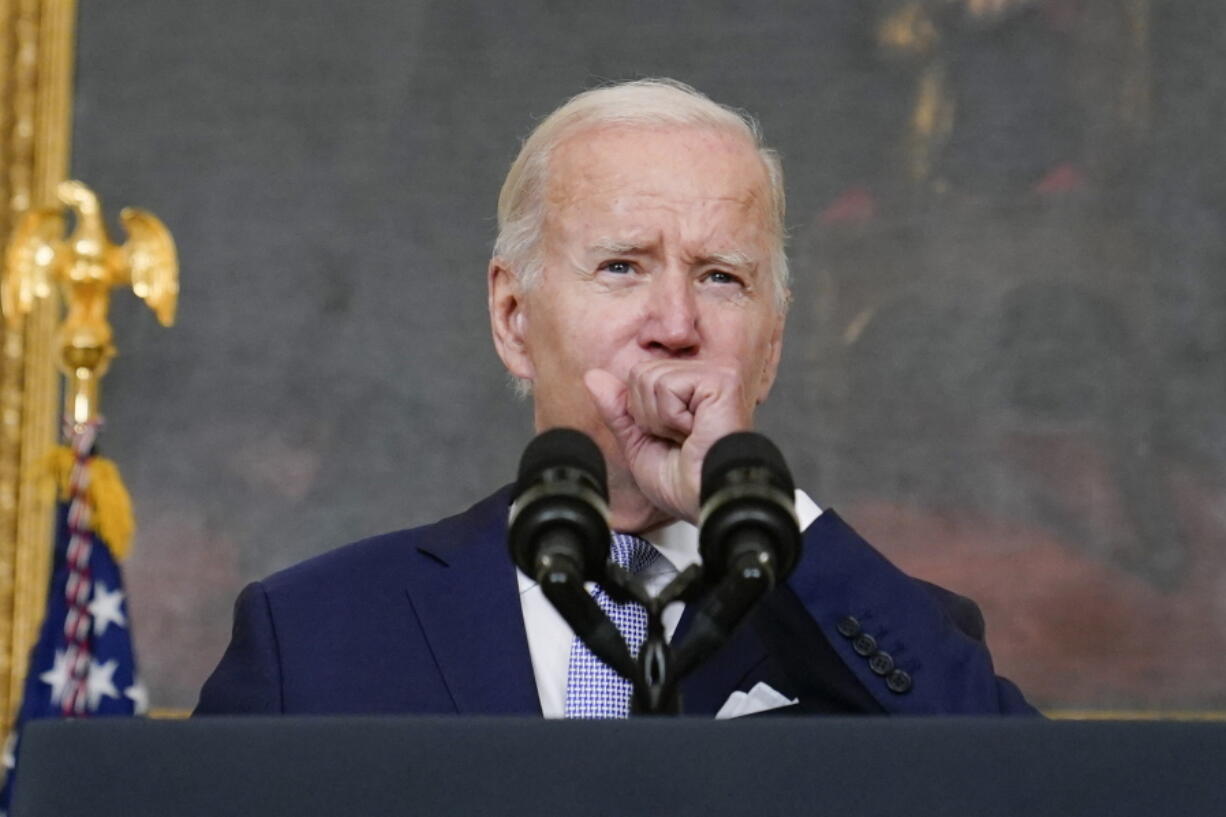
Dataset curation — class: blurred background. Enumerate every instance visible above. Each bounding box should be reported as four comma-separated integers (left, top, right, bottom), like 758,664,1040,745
65,0,1226,713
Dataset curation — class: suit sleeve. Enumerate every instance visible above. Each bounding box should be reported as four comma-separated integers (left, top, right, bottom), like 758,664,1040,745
194,581,285,715
790,510,1039,715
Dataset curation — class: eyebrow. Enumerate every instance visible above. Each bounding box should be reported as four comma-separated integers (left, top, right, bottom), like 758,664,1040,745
698,250,754,269
587,240,755,271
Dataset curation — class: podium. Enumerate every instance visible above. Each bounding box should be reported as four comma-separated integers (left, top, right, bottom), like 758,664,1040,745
12,716,1226,816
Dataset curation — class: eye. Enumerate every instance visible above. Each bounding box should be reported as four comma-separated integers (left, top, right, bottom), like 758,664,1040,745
600,260,634,275
703,270,743,287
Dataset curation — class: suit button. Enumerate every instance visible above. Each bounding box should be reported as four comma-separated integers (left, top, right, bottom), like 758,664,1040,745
868,651,894,676
887,669,913,694
852,633,877,656
836,616,861,638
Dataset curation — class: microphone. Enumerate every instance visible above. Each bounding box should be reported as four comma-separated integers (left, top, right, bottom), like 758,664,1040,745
507,428,637,681
674,432,801,677
698,431,801,587
508,427,611,585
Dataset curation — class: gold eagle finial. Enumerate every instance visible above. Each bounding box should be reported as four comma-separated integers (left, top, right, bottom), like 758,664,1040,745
2,180,178,424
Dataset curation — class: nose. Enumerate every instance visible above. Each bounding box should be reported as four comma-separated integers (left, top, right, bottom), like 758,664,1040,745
639,271,700,357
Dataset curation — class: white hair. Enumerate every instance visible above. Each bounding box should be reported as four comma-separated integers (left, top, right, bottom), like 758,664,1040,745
493,78,790,311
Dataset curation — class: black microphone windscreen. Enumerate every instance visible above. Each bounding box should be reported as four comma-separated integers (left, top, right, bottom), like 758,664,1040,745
700,431,794,504
515,427,608,500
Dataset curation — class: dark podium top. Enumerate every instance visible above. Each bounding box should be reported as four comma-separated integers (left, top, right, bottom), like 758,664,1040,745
13,716,1226,816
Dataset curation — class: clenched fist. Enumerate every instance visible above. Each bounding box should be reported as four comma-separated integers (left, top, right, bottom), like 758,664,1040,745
585,359,754,525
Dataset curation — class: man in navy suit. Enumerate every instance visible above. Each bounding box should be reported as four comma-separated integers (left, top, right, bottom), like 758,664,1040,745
196,79,1035,717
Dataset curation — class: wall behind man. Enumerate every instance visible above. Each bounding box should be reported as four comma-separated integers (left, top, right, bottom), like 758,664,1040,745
72,0,1226,712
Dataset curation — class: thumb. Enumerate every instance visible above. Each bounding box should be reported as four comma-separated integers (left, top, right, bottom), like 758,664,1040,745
584,369,638,448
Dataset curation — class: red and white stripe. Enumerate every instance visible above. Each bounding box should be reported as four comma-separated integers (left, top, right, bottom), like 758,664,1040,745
59,420,98,716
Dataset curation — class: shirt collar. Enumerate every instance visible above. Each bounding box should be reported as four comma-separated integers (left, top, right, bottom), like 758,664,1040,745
638,489,822,573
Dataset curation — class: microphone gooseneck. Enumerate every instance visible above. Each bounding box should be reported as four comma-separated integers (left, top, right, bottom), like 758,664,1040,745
675,431,802,678
507,428,637,680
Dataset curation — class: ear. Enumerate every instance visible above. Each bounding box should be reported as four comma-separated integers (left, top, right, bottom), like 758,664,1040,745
488,257,535,381
754,308,786,405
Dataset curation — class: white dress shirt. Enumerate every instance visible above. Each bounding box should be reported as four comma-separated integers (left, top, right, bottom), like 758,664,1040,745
516,491,823,717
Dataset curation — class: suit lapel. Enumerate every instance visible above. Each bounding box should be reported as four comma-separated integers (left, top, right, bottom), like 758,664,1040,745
403,487,542,716
674,601,770,716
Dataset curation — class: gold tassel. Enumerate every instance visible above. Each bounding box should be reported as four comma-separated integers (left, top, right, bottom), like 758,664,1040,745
46,446,136,561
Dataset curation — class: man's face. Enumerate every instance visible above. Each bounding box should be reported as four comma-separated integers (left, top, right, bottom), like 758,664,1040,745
492,124,785,482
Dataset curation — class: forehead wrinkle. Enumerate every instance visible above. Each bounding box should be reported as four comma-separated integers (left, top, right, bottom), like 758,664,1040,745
543,127,776,272
548,136,768,217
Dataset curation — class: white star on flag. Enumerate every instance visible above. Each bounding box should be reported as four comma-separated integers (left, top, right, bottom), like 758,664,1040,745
124,679,149,715
88,582,127,636
2,733,15,771
86,659,120,711
38,650,71,706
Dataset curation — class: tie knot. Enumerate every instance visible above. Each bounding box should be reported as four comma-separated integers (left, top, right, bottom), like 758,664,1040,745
609,533,659,575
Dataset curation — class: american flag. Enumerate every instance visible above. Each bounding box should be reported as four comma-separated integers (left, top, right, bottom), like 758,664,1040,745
0,420,145,814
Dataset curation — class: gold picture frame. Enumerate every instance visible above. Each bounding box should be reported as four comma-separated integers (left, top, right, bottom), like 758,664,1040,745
0,0,76,736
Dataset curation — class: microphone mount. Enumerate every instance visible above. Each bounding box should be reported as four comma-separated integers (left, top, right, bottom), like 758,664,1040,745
510,429,802,716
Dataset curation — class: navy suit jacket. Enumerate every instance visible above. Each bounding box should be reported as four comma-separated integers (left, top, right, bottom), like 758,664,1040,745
195,487,1036,716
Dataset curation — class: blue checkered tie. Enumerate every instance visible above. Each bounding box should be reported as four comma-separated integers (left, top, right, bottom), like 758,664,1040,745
564,533,661,718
